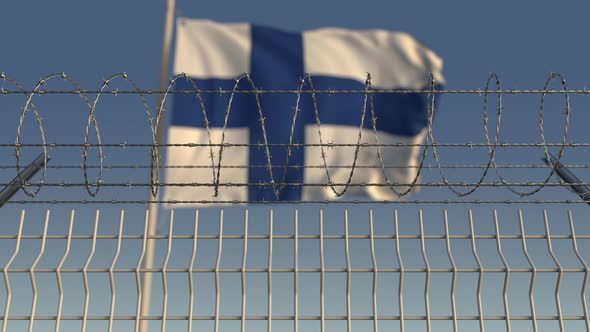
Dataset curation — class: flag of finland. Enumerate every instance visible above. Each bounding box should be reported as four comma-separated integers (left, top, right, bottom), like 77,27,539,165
164,18,444,204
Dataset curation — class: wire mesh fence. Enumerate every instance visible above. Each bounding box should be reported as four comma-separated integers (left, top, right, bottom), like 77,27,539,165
1,72,590,331
0,208,589,332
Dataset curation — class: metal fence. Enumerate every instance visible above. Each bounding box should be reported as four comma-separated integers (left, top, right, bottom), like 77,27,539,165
1,208,589,332
0,73,589,331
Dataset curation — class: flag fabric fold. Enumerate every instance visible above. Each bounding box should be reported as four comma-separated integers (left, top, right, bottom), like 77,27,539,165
164,18,444,204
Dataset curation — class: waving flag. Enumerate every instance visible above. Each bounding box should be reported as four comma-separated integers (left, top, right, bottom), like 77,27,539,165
164,18,444,204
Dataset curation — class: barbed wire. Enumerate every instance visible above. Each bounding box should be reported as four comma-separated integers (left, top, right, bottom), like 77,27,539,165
2,89,590,94
1,163,589,169
5,181,590,187
2,143,590,147
3,200,590,204
1,71,586,202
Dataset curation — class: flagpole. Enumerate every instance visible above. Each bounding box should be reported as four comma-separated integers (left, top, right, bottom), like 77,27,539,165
140,0,175,330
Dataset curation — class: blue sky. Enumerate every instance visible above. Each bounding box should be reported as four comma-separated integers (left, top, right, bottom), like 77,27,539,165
4,0,590,85
1,1,590,331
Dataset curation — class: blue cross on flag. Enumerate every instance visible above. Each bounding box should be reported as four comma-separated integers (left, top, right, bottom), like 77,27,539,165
164,18,444,204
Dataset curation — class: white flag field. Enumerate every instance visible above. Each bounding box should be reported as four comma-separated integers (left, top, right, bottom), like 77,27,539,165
164,18,444,204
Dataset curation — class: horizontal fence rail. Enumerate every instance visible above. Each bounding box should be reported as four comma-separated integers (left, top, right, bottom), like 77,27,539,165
0,208,589,332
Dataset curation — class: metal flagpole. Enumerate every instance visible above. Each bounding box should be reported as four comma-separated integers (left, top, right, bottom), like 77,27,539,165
140,0,175,330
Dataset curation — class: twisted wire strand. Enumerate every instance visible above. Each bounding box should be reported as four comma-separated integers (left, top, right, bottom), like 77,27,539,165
5,73,158,197
3,89,590,95
1,163,590,170
88,73,156,196
495,74,571,196
4,142,589,147
159,74,212,197
1,199,589,204
302,73,370,197
1,72,585,201
4,181,590,187
3,74,48,197
226,74,277,198
21,73,104,197
429,73,499,197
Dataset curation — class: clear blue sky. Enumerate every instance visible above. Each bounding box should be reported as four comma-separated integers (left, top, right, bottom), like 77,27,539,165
4,0,590,85
1,1,590,331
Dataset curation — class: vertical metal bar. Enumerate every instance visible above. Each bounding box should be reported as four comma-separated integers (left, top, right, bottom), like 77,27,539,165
109,211,125,332
141,1,176,330
28,210,49,332
141,212,157,332
135,211,149,332
344,209,352,332
161,211,174,332
543,210,564,332
55,210,75,332
268,209,273,332
1,210,24,332
82,210,100,332
293,209,299,332
419,210,431,332
469,210,485,332
369,210,379,332
188,210,199,332
214,210,224,332
568,210,590,331
493,210,511,332
319,209,325,332
519,210,538,332
443,210,458,332
394,210,404,332
241,210,248,332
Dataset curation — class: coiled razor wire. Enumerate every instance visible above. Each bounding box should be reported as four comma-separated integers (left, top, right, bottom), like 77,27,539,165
0,71,583,203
